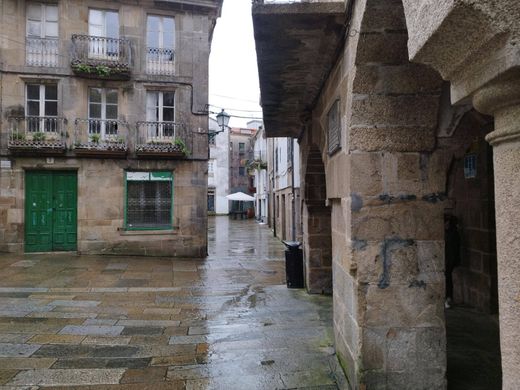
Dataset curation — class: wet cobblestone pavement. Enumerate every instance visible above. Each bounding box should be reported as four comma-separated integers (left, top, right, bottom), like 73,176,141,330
0,217,340,389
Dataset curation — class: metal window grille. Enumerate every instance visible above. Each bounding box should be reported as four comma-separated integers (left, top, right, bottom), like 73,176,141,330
127,180,172,228
327,99,341,155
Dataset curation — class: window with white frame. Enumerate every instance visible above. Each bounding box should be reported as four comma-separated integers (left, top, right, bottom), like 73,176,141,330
146,91,175,139
26,83,58,132
88,88,118,138
88,9,119,59
146,15,175,74
26,3,59,66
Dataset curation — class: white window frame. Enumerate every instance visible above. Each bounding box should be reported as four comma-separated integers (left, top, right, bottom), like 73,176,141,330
26,3,59,67
146,91,176,139
25,83,58,132
26,3,58,39
146,15,175,74
88,88,118,138
88,9,120,60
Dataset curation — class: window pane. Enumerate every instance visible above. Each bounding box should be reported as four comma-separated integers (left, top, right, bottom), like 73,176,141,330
146,92,159,121
27,101,40,116
45,21,58,37
163,92,175,107
147,16,160,32
45,5,58,22
162,107,174,122
127,180,172,228
106,12,119,38
27,4,42,21
44,101,57,116
89,103,101,119
27,21,41,37
89,10,103,26
163,18,174,33
27,84,40,100
163,33,174,50
106,89,118,104
147,30,159,48
45,85,57,100
106,104,118,120
89,88,101,103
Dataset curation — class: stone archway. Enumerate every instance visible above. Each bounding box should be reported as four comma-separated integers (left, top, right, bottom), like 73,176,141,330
302,144,332,294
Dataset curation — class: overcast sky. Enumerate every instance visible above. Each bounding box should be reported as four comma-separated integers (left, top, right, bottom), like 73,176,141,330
209,0,263,128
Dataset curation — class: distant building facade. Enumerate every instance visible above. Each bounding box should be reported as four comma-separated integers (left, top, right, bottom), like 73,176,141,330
229,126,255,197
268,137,301,242
250,125,268,223
208,118,230,215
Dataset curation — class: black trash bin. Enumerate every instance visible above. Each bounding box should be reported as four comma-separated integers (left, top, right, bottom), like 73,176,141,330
282,241,304,288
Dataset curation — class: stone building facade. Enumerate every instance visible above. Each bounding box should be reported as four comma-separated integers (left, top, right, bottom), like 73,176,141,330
0,0,223,257
254,0,519,388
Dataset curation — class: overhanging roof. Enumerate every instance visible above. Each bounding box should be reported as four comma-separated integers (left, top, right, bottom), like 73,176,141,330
253,1,346,137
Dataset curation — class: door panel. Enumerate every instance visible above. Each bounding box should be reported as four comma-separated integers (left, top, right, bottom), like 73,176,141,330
25,171,77,252
52,172,77,251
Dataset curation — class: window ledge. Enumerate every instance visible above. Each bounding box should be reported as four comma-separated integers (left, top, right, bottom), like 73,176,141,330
118,228,179,236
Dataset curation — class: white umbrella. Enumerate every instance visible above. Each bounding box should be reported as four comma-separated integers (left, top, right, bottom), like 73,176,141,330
226,192,255,201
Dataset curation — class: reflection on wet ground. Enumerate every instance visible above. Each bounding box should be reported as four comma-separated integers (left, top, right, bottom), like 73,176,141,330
0,216,341,389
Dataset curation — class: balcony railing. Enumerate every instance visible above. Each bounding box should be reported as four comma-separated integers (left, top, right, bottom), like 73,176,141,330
7,116,66,155
146,47,175,75
73,118,128,158
26,37,59,67
136,121,191,158
71,35,132,79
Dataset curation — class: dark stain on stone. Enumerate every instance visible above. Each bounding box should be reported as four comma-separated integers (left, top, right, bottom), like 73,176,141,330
351,193,363,211
420,153,430,181
379,193,394,204
409,280,427,289
422,193,447,203
398,194,417,201
352,239,367,251
261,359,275,366
378,238,415,289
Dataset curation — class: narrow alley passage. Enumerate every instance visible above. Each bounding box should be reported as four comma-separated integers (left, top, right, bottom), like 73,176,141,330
0,217,340,389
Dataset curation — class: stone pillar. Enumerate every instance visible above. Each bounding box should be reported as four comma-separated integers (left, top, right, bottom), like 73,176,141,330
473,77,520,390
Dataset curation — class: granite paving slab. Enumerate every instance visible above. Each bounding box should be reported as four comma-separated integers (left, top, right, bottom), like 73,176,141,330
59,325,124,336
7,368,125,386
0,343,41,357
0,357,57,369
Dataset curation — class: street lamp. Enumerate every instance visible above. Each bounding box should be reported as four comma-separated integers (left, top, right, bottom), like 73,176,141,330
209,109,230,143
216,109,230,130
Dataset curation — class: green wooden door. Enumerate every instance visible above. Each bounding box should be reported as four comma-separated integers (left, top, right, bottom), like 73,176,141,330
25,171,77,252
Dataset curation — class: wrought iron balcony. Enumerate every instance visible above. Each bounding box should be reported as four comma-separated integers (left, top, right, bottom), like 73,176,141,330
146,47,175,75
7,116,66,155
136,121,191,158
26,37,59,67
72,118,128,158
71,35,132,79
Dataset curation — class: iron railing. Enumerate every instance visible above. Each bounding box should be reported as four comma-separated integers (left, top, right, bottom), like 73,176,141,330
71,34,132,68
7,116,66,148
26,37,59,67
146,47,175,75
73,118,128,152
136,121,191,156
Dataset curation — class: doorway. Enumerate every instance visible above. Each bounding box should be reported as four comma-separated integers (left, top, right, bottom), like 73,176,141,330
25,171,77,252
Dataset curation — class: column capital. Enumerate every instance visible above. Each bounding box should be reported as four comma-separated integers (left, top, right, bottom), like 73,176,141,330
473,75,520,146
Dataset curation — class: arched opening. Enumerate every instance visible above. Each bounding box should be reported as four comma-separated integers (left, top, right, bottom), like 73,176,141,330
302,144,332,294
442,110,502,389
